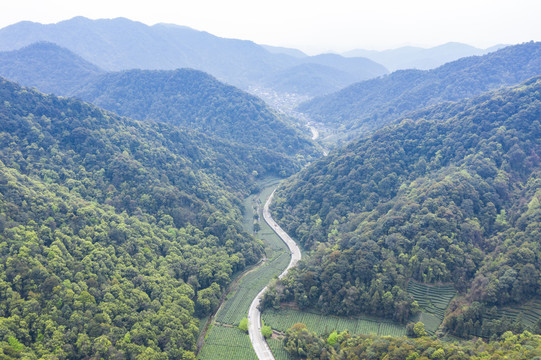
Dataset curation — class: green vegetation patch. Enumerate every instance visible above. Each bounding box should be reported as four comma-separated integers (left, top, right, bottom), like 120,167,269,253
262,308,405,337
267,338,293,360
486,298,541,331
197,325,256,360
283,324,541,359
216,251,290,325
215,180,290,325
408,281,457,333
201,179,292,359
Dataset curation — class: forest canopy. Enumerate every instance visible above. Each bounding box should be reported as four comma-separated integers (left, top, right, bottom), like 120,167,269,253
0,78,280,359
282,323,541,359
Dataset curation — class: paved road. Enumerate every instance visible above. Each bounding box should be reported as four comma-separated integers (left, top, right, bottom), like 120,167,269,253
248,189,302,359
308,124,319,140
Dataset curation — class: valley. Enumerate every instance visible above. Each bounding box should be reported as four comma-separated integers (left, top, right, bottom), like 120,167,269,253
247,187,302,360
198,178,290,359
0,13,539,360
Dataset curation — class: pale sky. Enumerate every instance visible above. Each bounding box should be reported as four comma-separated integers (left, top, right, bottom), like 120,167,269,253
1,0,540,54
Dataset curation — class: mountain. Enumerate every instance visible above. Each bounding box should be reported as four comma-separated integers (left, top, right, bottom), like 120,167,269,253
306,53,387,80
72,68,318,162
259,63,357,97
0,17,282,86
265,78,540,337
299,42,541,140
343,42,507,71
259,54,389,97
0,17,388,97
0,77,289,358
0,41,319,165
0,41,104,94
261,44,307,58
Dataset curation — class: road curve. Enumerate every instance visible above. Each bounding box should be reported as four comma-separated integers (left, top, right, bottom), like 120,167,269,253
248,189,302,359
309,124,319,141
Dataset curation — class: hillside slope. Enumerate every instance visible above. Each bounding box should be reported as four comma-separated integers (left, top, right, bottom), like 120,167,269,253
265,78,540,335
0,78,284,358
300,42,541,139
73,68,318,161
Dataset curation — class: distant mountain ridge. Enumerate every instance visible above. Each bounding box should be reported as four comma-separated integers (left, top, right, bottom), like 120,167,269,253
259,54,387,96
0,17,388,97
299,41,541,141
261,44,307,58
343,42,507,71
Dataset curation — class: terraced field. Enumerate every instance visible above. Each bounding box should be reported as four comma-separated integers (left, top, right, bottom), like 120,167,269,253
267,338,293,360
407,281,457,334
215,178,290,327
262,308,406,337
487,298,541,330
199,178,292,359
417,312,444,334
197,325,256,360
216,250,290,325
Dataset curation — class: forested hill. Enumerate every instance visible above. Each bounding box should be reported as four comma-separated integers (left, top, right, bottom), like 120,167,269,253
0,78,281,358
73,68,317,160
0,44,319,165
0,42,104,95
265,77,540,335
299,42,541,138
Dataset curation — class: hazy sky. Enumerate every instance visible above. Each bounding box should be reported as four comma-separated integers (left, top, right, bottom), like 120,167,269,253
2,0,540,54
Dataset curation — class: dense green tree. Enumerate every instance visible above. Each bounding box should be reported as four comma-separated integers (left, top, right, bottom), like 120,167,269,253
0,78,279,358
238,318,248,333
283,324,541,360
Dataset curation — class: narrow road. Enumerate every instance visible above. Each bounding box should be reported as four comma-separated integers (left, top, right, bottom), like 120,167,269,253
248,189,301,359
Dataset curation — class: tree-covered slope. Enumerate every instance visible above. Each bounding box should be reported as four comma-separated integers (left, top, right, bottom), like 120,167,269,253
282,324,541,359
72,68,318,161
0,42,104,95
260,63,370,97
299,42,541,137
264,78,540,332
0,78,276,358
